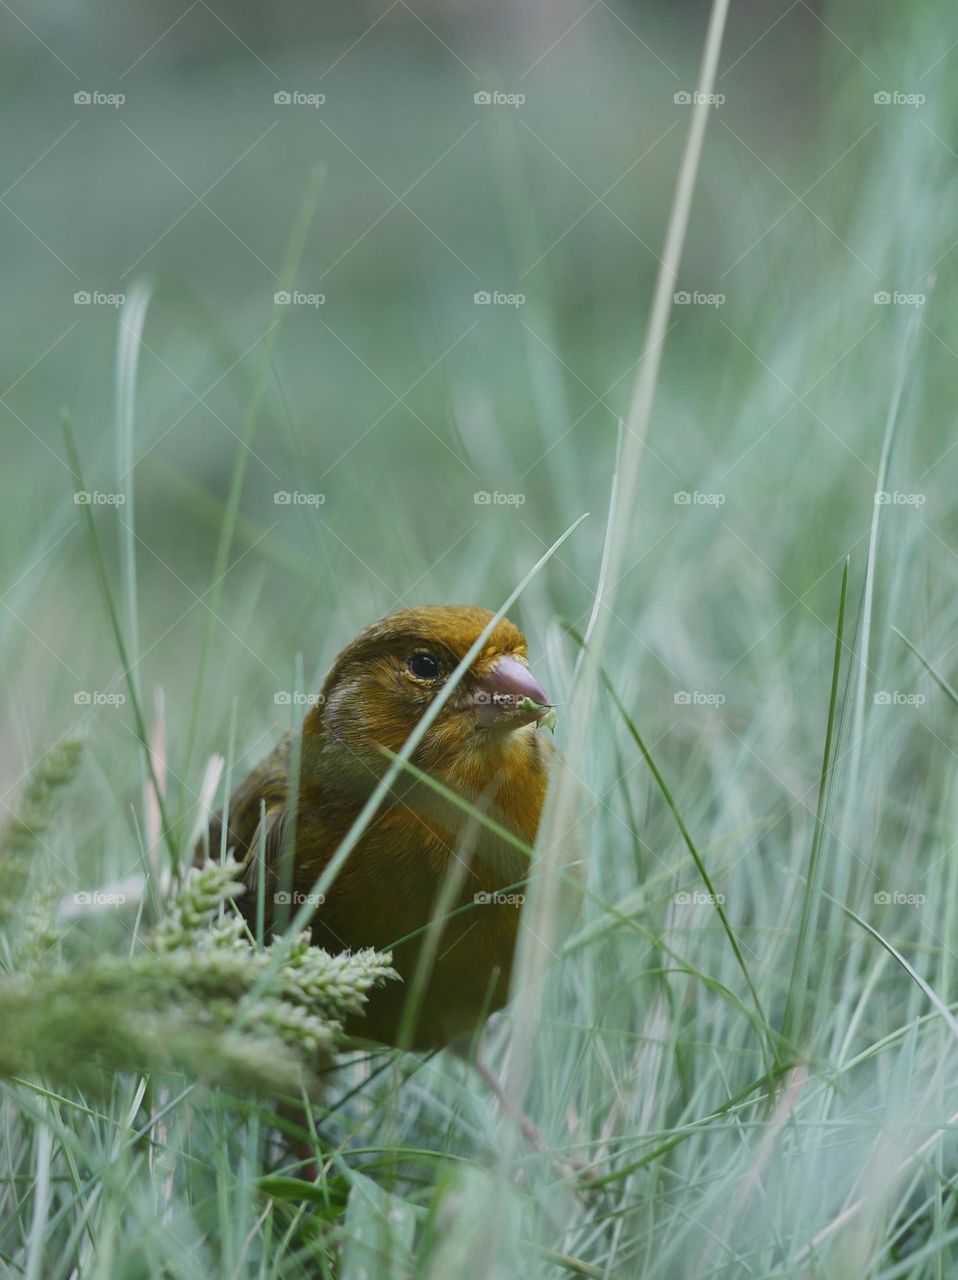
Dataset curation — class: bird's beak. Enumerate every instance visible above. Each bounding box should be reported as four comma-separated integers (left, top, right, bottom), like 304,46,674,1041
473,654,552,728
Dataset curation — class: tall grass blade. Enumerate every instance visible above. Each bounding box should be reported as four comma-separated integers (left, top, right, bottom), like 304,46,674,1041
599,662,771,1056
781,558,849,1050
60,411,179,870
502,0,735,1157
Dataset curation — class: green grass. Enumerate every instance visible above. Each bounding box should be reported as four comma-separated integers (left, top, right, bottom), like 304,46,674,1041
4,0,958,1275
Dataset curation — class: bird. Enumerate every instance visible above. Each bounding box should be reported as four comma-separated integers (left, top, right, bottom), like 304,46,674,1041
202,604,553,1050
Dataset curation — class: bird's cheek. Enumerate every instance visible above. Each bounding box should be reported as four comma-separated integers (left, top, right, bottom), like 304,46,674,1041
325,693,392,754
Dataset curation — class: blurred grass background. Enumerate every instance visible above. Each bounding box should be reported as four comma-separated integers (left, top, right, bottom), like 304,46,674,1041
4,0,958,1275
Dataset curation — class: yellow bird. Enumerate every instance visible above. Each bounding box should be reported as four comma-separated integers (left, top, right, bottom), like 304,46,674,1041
204,605,553,1048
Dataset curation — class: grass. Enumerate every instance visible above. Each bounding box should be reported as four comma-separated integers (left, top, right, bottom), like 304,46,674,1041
4,0,958,1275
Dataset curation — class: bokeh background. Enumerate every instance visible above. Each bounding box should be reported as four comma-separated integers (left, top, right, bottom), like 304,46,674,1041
3,0,925,794
3,0,950,869
4,1,958,1274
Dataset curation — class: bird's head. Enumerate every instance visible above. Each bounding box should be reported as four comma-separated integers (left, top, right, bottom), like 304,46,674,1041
303,605,553,788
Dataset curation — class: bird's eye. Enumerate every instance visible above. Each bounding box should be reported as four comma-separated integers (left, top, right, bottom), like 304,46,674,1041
408,651,441,680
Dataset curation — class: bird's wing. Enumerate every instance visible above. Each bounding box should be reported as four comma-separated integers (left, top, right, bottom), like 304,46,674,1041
199,731,293,875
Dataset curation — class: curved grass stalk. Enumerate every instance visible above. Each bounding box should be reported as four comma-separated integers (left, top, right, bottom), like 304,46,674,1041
499,0,735,1166
780,559,849,1050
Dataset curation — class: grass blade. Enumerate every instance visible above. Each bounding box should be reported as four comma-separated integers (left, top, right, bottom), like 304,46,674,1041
598,663,772,1059
502,0,735,1160
892,625,958,707
780,558,849,1049
114,278,153,711
61,411,179,871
